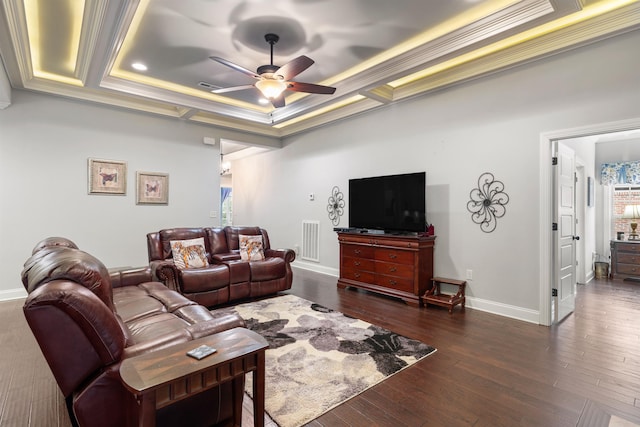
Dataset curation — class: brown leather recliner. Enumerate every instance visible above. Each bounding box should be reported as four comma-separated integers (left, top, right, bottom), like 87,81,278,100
21,237,246,427
147,226,295,307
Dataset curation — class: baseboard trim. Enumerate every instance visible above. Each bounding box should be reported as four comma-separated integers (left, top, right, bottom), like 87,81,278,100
0,288,27,302
290,266,540,324
292,261,339,277
466,296,540,324
4,266,538,323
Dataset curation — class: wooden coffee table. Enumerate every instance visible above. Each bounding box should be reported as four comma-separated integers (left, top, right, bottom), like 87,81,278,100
120,327,268,427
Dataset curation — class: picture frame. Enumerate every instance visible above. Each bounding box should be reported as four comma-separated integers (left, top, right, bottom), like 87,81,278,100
136,171,169,205
88,158,127,195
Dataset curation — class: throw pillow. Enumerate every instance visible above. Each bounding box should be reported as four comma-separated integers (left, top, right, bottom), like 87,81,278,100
239,235,265,261
170,237,209,269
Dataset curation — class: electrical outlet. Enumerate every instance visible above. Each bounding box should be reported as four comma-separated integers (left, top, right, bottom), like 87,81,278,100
209,211,217,218
466,269,473,280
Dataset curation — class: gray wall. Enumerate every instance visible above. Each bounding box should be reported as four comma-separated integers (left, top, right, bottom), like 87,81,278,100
231,29,640,322
0,93,222,299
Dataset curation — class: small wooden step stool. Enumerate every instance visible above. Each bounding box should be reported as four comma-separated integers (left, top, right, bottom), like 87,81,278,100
422,277,466,314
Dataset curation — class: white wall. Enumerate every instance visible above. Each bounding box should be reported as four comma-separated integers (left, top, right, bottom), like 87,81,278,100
232,29,640,322
0,91,222,299
596,138,640,165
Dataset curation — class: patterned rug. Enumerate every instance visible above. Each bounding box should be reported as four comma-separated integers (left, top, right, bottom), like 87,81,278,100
232,294,436,427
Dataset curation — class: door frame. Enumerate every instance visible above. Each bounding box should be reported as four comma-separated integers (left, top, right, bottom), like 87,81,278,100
575,162,586,285
538,117,640,326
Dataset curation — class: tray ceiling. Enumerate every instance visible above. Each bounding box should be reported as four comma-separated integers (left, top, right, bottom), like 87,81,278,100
1,0,639,145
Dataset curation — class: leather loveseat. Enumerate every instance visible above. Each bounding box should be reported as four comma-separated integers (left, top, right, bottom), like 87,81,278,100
147,226,295,307
21,237,246,427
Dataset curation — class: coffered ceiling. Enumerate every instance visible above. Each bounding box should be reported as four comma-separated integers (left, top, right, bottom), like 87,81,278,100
1,0,639,145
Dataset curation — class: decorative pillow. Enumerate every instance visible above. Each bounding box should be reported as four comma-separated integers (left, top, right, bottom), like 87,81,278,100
239,235,265,261
170,237,209,269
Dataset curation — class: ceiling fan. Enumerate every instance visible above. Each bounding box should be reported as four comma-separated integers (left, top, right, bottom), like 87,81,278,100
208,33,336,108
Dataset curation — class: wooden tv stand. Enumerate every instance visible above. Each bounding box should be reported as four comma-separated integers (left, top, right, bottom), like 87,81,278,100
337,232,435,307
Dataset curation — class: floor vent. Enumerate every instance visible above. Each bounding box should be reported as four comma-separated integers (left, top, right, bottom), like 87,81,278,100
301,220,320,262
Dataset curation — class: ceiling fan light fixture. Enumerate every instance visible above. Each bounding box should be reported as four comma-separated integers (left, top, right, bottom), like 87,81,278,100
256,79,287,99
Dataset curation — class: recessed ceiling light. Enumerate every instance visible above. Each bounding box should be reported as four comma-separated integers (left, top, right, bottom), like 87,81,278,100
131,62,147,71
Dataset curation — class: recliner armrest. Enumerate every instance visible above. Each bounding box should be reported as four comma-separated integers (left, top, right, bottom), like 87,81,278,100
149,260,180,292
109,267,153,288
265,248,296,263
212,253,241,263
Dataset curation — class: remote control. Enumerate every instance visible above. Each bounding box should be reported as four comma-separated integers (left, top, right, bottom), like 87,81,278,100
186,344,217,360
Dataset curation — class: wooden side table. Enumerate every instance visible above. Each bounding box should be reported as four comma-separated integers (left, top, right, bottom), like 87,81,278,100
120,327,268,427
422,277,466,314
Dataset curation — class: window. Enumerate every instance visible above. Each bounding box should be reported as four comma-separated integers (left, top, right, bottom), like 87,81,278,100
612,186,640,235
221,187,233,226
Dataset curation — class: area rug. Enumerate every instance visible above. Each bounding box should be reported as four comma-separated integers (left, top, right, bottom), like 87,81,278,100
232,294,437,427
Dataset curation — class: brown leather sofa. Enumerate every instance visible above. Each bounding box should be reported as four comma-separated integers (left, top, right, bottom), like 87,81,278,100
147,226,295,307
21,237,246,427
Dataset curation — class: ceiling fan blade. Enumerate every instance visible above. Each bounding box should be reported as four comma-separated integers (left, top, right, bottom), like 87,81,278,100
210,84,257,94
209,56,260,79
287,81,336,95
274,55,314,81
271,94,286,108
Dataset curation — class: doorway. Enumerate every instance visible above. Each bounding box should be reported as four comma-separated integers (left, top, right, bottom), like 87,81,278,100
539,117,640,326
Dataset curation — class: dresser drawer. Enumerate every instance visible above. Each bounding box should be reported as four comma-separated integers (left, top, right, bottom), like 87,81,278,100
374,248,414,265
617,243,640,254
374,274,414,293
616,263,640,276
374,261,414,279
618,253,640,265
342,269,375,283
342,244,374,259
341,256,375,272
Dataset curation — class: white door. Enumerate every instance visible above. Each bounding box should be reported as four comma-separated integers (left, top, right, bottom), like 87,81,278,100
554,143,577,323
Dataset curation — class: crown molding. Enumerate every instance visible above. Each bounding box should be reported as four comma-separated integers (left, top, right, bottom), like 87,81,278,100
76,0,110,83
0,0,32,84
393,1,640,101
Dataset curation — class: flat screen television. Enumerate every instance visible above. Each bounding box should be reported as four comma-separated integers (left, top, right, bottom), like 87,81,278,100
349,172,426,233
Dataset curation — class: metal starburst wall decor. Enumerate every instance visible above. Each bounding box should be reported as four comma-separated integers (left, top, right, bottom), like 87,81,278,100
327,186,345,226
467,172,509,233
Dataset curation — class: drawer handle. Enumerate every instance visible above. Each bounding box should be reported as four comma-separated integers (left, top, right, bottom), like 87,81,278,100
354,261,361,266
354,273,361,278
388,254,397,259
389,280,397,285
389,267,397,272
354,249,361,255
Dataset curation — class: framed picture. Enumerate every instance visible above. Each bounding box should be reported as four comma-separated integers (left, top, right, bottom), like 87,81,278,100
136,171,169,205
88,158,127,195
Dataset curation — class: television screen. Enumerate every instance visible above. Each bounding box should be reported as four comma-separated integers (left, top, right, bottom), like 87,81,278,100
349,172,426,233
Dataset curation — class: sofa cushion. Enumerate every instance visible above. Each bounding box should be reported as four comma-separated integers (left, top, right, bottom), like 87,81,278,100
179,265,229,293
113,286,167,323
123,313,193,356
170,238,209,269
250,257,286,281
239,235,265,261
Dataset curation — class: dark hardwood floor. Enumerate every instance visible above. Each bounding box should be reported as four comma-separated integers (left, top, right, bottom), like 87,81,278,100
2,269,640,426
